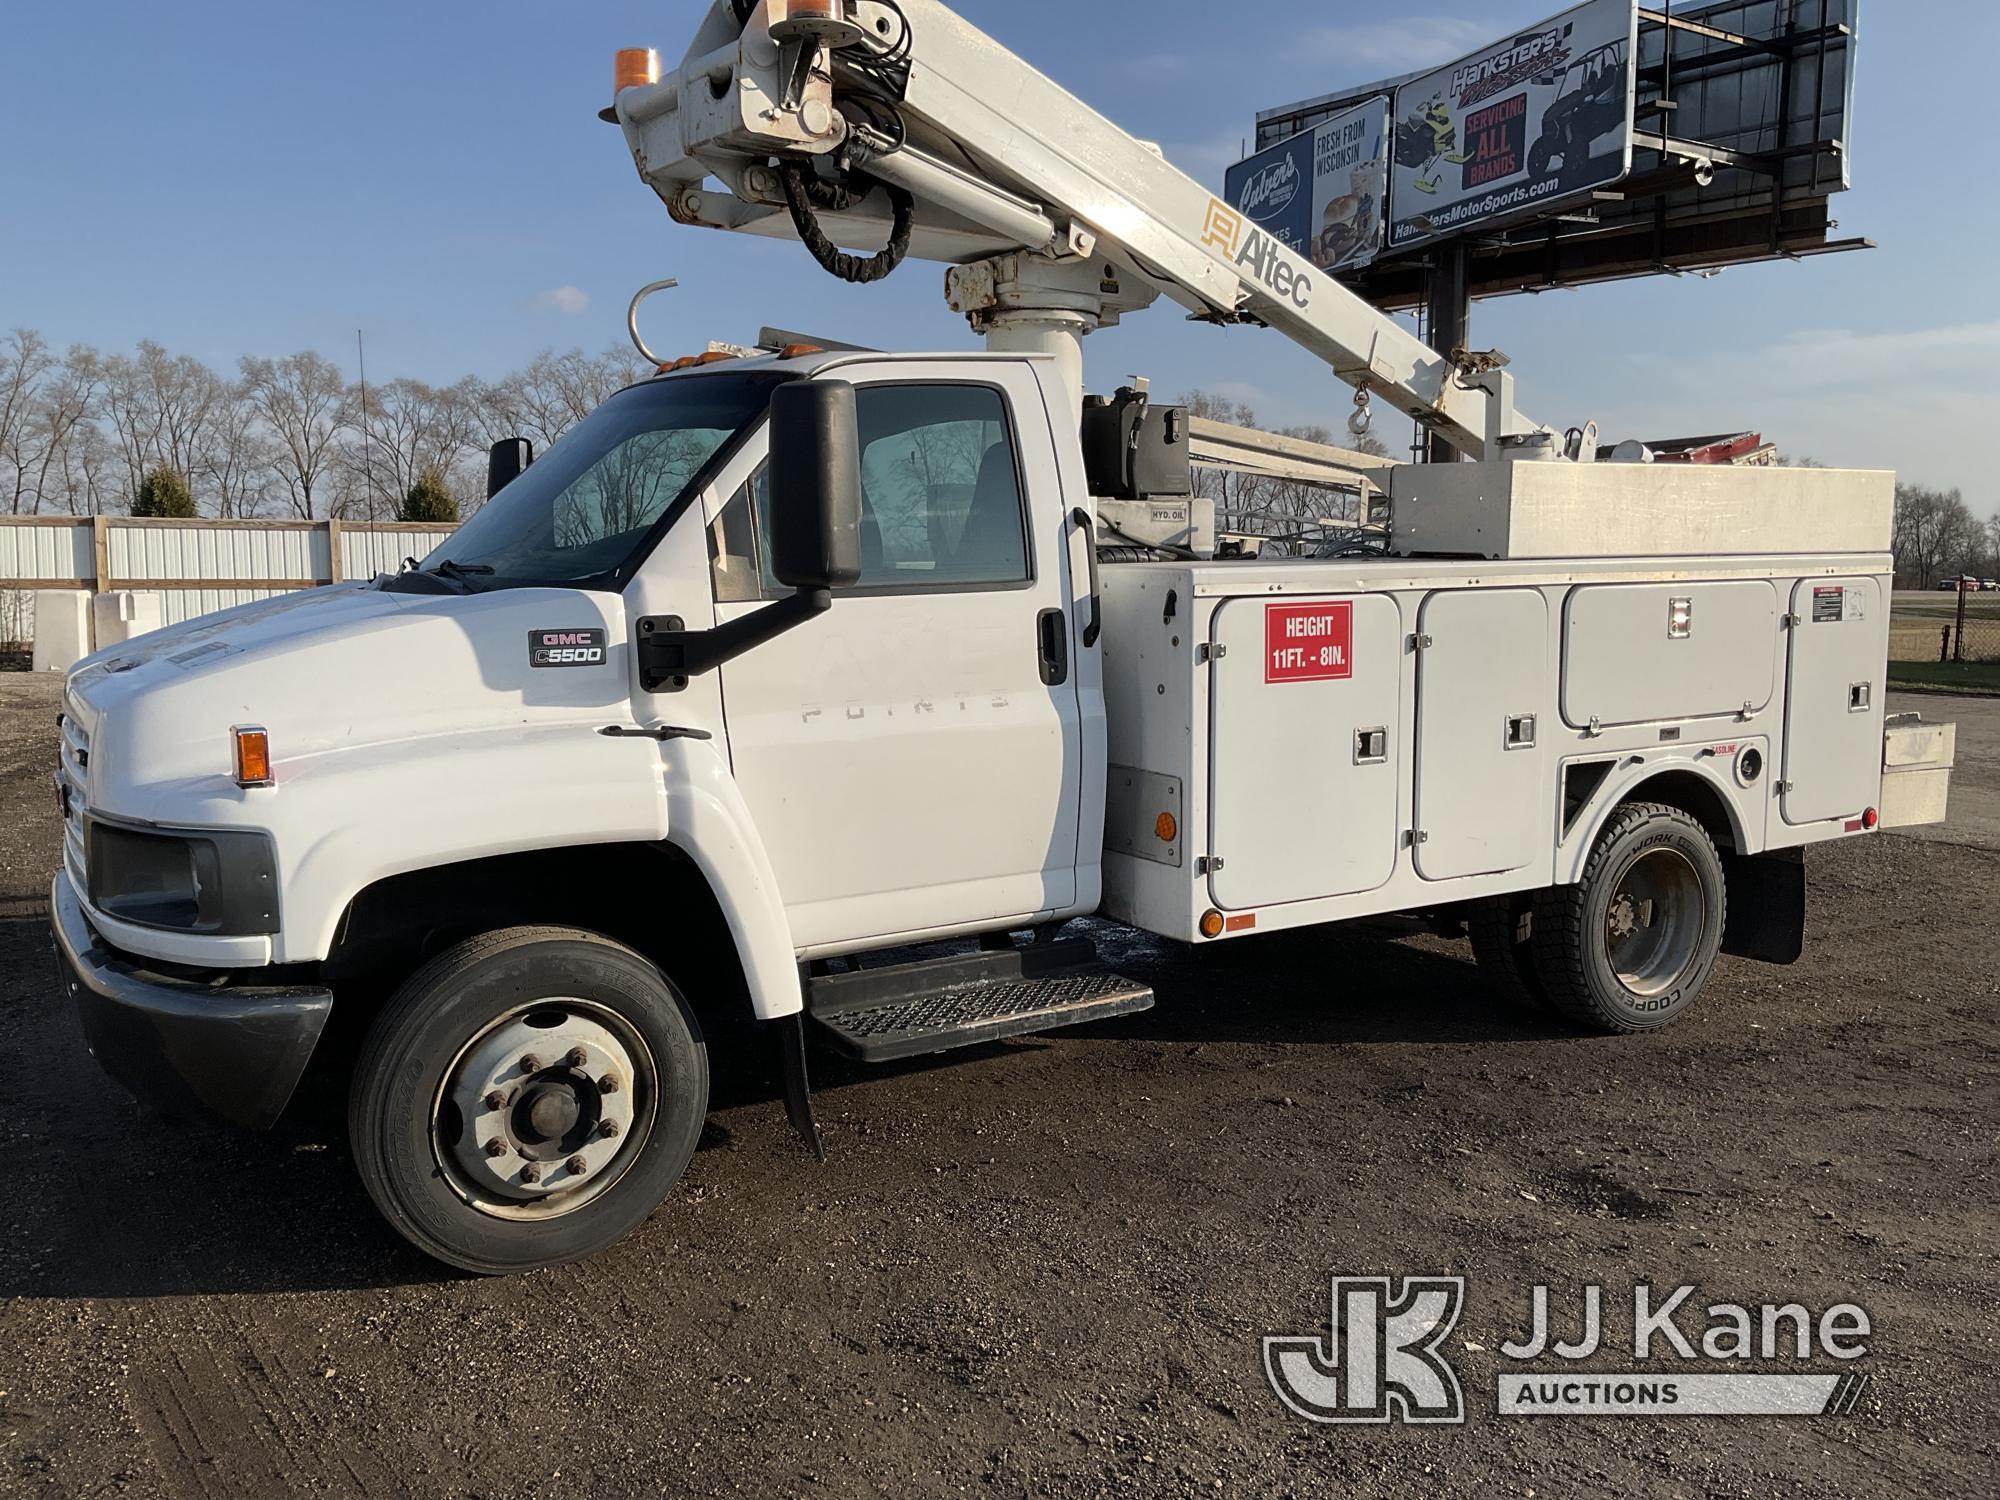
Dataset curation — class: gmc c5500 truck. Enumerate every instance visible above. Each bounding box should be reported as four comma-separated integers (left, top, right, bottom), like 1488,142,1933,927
50,0,1953,1272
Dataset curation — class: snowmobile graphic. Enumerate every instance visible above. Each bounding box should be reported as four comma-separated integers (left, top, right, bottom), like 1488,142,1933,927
1393,95,1469,194
1527,38,1630,178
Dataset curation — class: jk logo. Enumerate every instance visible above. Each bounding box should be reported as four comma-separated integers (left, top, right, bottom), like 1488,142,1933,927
1264,1276,1466,1424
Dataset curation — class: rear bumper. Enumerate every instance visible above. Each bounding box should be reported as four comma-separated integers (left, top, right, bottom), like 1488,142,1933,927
49,872,332,1129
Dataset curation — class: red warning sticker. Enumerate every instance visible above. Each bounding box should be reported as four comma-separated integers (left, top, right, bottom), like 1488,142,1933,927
1265,600,1353,682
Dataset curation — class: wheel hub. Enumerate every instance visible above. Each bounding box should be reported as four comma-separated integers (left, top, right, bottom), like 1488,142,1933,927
437,1005,643,1213
1605,848,1703,997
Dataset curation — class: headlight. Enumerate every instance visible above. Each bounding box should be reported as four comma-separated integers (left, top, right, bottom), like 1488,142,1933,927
85,818,278,935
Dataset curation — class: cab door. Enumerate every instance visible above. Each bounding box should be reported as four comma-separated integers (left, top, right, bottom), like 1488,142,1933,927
709,362,1086,951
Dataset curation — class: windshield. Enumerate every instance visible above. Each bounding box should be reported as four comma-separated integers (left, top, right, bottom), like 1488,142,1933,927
410,371,784,590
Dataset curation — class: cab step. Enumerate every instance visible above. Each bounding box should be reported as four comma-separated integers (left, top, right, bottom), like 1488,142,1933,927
806,939,1153,1063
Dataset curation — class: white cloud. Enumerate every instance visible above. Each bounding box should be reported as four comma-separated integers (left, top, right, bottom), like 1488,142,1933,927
1300,17,1494,78
535,285,590,315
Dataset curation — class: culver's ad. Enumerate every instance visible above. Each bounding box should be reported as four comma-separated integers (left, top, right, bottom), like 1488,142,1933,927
1388,0,1637,248
1223,97,1387,275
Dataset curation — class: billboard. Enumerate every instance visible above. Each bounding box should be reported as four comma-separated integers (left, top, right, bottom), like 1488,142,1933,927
1388,0,1638,249
1223,96,1388,275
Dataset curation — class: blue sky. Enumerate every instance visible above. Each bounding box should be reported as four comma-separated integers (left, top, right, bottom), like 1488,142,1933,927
3,1,1993,499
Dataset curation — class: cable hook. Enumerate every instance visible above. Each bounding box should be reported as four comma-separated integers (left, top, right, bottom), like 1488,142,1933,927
626,278,681,367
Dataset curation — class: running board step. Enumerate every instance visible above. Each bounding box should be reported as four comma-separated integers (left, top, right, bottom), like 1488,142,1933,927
806,939,1154,1063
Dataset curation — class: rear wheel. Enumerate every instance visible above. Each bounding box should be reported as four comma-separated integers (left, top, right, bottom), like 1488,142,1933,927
349,927,707,1274
1468,892,1549,1015
1531,803,1726,1033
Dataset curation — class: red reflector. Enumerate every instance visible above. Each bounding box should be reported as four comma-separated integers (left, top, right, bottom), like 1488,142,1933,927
1862,806,1879,830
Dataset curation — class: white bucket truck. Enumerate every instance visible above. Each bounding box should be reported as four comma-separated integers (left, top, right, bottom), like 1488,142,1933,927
49,1,1950,1270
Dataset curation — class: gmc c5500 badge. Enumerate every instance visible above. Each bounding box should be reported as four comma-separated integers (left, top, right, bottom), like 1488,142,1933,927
529,628,607,667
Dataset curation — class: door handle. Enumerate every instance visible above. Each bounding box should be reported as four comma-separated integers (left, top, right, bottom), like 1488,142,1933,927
1037,608,1069,686
1070,507,1102,648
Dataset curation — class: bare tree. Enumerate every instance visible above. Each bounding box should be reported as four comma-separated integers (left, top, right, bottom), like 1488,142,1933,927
353,376,485,505
483,347,645,450
0,329,57,513
1892,484,1978,588
200,379,275,518
240,352,351,519
20,345,105,514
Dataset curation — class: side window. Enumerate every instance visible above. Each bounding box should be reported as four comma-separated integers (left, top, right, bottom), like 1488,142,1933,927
707,382,1030,601
851,384,1028,588
709,464,765,604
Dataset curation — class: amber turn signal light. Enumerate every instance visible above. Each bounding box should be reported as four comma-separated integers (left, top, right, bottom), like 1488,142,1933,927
232,726,273,787
1199,909,1224,939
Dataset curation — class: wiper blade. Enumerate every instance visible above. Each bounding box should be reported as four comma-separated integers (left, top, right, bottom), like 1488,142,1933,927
426,559,496,591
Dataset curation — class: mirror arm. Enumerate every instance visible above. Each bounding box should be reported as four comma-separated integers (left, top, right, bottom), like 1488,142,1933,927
636,587,832,692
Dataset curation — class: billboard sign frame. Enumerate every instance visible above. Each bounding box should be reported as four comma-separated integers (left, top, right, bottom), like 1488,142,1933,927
1387,0,1639,250
1223,95,1390,276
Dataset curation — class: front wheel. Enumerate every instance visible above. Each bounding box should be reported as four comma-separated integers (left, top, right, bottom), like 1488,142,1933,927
349,927,708,1274
1531,803,1726,1033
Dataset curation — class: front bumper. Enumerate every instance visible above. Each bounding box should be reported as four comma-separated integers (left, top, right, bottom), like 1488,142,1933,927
49,872,333,1128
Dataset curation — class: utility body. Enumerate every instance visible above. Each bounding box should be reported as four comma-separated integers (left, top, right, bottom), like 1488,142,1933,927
48,0,1951,1271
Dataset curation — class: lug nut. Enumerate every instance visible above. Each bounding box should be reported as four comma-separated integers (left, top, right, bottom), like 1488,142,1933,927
484,1138,509,1158
565,1046,589,1068
520,1053,541,1074
566,1154,589,1176
598,1074,621,1095
519,1162,542,1184
598,1119,620,1140
484,1089,508,1110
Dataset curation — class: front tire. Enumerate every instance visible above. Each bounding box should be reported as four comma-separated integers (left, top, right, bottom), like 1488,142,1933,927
349,927,708,1274
1531,803,1726,1033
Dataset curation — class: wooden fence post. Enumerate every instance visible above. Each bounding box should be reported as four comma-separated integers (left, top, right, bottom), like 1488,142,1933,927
326,518,344,584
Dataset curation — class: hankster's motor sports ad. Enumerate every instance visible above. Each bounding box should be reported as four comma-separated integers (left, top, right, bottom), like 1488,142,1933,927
1388,0,1637,249
1223,96,1388,275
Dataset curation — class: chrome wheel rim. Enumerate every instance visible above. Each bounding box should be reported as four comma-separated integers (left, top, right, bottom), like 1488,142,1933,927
1604,848,1706,997
432,1000,657,1221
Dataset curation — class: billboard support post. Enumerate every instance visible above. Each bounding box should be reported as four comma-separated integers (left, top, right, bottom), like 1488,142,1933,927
1424,241,1471,462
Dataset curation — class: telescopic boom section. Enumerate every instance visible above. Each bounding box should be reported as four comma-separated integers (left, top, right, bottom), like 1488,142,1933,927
610,0,1536,457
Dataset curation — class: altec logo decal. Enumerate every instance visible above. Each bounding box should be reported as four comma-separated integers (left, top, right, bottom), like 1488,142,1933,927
1266,601,1353,683
1202,198,1313,310
528,628,607,667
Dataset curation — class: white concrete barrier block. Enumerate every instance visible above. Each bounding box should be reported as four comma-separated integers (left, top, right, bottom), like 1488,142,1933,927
92,589,166,649
32,591,92,673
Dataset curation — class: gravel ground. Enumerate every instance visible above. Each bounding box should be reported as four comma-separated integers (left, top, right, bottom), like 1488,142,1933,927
1,671,1994,1498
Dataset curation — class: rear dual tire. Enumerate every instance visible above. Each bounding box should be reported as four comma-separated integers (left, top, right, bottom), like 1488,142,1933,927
1473,803,1726,1033
349,927,708,1275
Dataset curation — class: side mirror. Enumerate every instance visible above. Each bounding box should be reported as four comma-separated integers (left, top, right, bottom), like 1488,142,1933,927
765,382,861,591
486,437,534,500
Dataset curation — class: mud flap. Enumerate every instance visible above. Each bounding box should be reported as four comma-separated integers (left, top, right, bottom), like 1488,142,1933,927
775,1012,824,1162
1721,848,1806,965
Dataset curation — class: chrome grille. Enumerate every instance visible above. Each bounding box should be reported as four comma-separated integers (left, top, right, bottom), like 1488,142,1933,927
56,714,90,890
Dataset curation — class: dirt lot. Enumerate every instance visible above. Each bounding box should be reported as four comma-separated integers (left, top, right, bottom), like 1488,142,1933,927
1,671,1994,1499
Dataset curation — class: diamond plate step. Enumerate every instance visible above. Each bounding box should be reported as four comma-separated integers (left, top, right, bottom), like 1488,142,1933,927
807,940,1154,1063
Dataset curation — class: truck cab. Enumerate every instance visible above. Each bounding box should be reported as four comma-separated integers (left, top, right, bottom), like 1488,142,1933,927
52,349,1141,1272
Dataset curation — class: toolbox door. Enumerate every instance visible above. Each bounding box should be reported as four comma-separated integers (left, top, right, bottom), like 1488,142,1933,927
1206,594,1402,909
1413,588,1550,880
1780,577,1886,825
